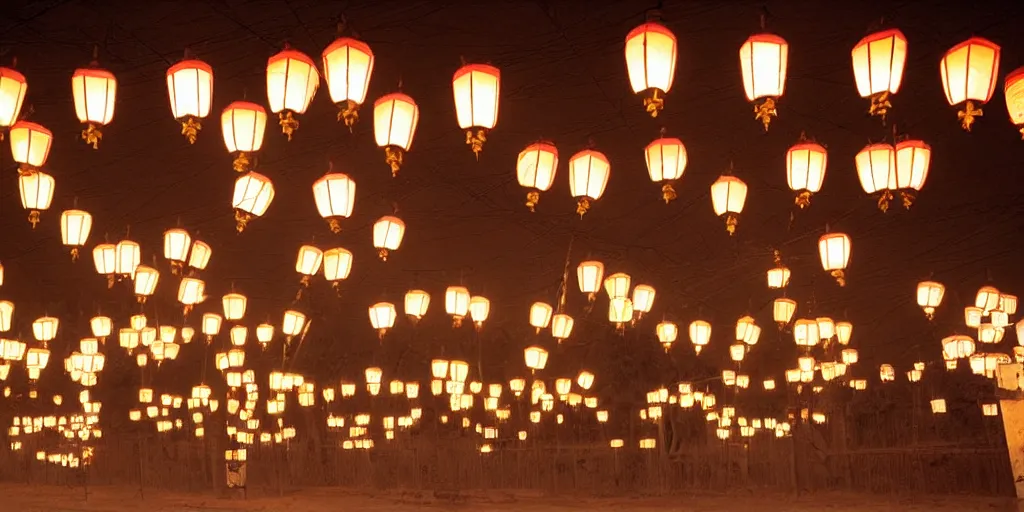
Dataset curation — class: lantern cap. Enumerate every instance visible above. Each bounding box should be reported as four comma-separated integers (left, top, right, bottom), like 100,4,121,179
11,120,51,136
947,36,1001,54
167,59,213,76
453,63,500,82
322,37,373,59
314,171,353,183
268,48,318,68
625,22,676,44
374,92,416,108
522,141,558,154
223,100,266,115
72,67,116,80
376,215,405,226
895,139,930,151
859,142,895,153
853,28,907,49
1005,65,1024,83
644,137,684,151
744,33,788,46
0,66,27,82
569,149,609,164
240,170,271,182
787,141,826,154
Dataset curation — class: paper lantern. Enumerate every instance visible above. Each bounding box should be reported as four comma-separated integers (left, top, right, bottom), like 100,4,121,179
524,346,548,372
688,320,711,355
551,313,574,341
71,65,117,148
221,101,267,173
893,140,931,208
452,63,500,158
18,170,54,228
603,272,631,300
767,251,791,289
656,321,678,352
793,319,819,347
818,233,851,286
312,172,356,233
624,22,677,117
373,93,419,176
645,137,687,203
188,240,212,270
166,59,213,143
632,284,656,314
322,247,353,292
281,310,307,339
516,142,558,211
914,281,944,320
568,150,610,217
372,216,405,261
321,37,374,129
295,245,323,291
786,141,827,208
836,321,853,345
232,172,274,233
60,209,92,261
529,302,554,332
9,121,51,170
404,290,430,321
266,47,319,140
113,240,140,278
90,316,111,339
445,286,470,327
368,302,397,338
1005,66,1024,138
469,296,490,328
133,265,159,303
92,243,116,284
0,67,27,132
855,143,896,211
256,323,274,346
576,261,605,300
940,37,1000,131
851,29,908,119
222,293,247,321
739,33,788,130
710,175,747,235
177,277,205,314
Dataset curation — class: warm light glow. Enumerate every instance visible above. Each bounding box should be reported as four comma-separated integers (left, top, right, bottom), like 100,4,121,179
452,64,500,130
19,170,55,217
233,172,275,218
631,285,656,313
624,22,678,95
321,37,374,106
445,286,470,320
114,240,141,276
529,302,554,331
818,233,851,273
940,37,1000,107
295,245,324,277
851,29,908,98
222,293,247,321
524,346,549,371
568,150,611,206
221,101,267,153
72,67,117,125
855,143,896,195
645,137,687,183
368,302,397,333
603,272,631,300
374,93,419,151
1005,66,1024,131
9,121,52,168
166,60,213,120
312,173,356,231
266,48,319,114
0,67,27,130
577,261,605,295
163,228,191,265
404,290,430,320
517,142,558,210
917,281,945,318
786,142,827,204
323,248,354,282
188,240,212,270
894,140,931,193
372,216,406,257
60,210,93,250
469,296,490,325
739,33,788,101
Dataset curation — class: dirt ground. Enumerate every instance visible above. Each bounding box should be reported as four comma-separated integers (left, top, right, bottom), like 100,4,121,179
0,484,1017,511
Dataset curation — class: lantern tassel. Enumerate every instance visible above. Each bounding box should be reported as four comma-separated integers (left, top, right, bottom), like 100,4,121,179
327,218,342,234
384,146,404,177
900,190,916,210
295,287,304,301
694,345,703,355
82,123,102,149
182,304,193,317
830,269,846,287
137,295,147,305
338,100,360,131
644,89,665,118
576,197,591,218
234,210,252,233
957,100,982,132
754,98,777,131
27,210,40,229
869,91,891,121
1018,126,1024,140
466,129,487,159
661,183,677,204
924,308,935,321
662,343,671,354
877,190,893,213
279,111,299,140
300,275,311,288
70,248,79,262
170,261,183,276
377,248,389,261
332,281,343,297
233,152,252,173
795,190,812,209
525,190,540,212
724,213,739,235
452,316,464,328
181,117,202,144
106,275,115,289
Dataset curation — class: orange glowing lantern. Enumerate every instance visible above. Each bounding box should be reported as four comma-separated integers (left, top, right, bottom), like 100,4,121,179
893,140,931,208
60,209,92,261
0,66,27,134
9,121,51,171
232,172,275,233
221,101,267,173
321,37,374,129
739,33,788,130
851,29,908,120
166,59,213,143
818,233,851,286
786,140,826,208
452,63,500,158
374,93,419,177
568,150,610,217
372,216,405,261
163,228,191,275
1005,66,1024,138
312,171,356,233
940,37,1000,131
516,142,558,212
71,60,117,149
645,136,687,203
624,22,677,117
322,247,353,293
266,46,319,140
19,170,54,228
855,143,896,212
710,175,747,235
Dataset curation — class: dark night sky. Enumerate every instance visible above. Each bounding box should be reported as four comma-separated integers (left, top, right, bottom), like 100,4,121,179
1,0,1023,395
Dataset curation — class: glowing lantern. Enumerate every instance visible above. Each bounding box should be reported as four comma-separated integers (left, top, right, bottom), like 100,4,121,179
445,286,470,327
322,247,353,292
656,321,678,352
32,316,59,344
976,286,1001,313
372,216,405,261
710,175,747,235
818,233,851,286
92,243,116,286
188,240,212,270
161,228,191,275
624,22,677,116
166,59,213,143
9,121,52,171
221,101,266,173
59,209,92,261
965,307,983,328
373,93,419,176
177,278,205,314
736,316,760,345
404,290,430,321
645,137,687,203
942,335,975,360
202,313,222,341
281,310,307,339
321,37,374,129
940,37,1000,131
71,63,117,149
786,141,827,208
516,142,558,212
739,33,788,130
604,272,631,300
312,172,356,233
855,143,896,211
256,324,274,346
452,63,500,158
551,313,574,341
295,245,324,291
18,170,54,228
916,281,945,320
222,293,247,321
469,296,490,328
893,140,931,209
0,67,27,133
851,29,908,120
524,346,549,372
632,285,656,315
1005,66,1024,138
368,302,397,339
133,265,160,302
232,171,275,233
689,320,711,355
568,150,610,217
529,302,554,332
112,240,140,278
577,261,605,300
793,319,820,347
836,321,853,345
266,46,319,140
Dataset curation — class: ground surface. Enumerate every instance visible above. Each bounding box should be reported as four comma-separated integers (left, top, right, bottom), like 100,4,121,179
0,484,1017,511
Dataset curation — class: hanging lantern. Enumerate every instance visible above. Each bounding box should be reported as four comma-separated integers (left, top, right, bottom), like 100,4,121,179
281,310,307,340
60,209,92,261
736,316,760,345
445,286,470,327
266,46,319,140
793,319,820,347
368,302,397,339
710,175,747,235
469,296,490,329
372,216,405,261
374,93,419,177
632,285,656,316
312,171,356,233
976,286,1001,313
404,290,430,321
133,265,159,303
786,140,827,208
516,142,558,212
893,140,931,209
818,233,851,286
645,137,687,203
656,321,678,352
1005,66,1024,139
767,251,791,289
941,334,976,360
0,66,27,134
188,240,212,270
232,171,275,233
9,121,52,171
323,247,353,293
551,313,574,342
90,316,111,339
114,240,141,277
688,320,711,355
817,317,836,341
624,21,678,117
202,313,223,341
177,278,205,315
940,37,1000,131
158,230,191,279
32,316,59,344
322,37,374,129
851,29,908,120
294,245,324,291
773,298,796,328
71,62,117,149
835,321,853,345
916,281,945,320
18,170,54,228
452,63,500,158
222,293,247,321
739,33,788,130
221,101,267,173
92,243,116,287
166,59,213,144
256,323,274,346
524,346,549,373
529,302,554,332
568,150,610,217
603,272,631,300
576,260,605,301
854,143,896,211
